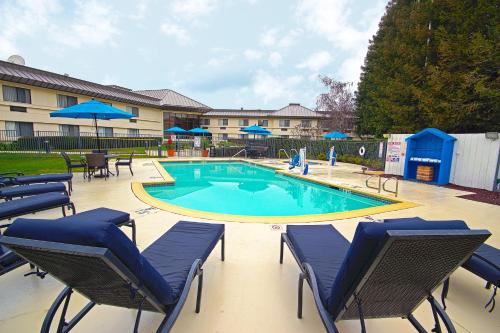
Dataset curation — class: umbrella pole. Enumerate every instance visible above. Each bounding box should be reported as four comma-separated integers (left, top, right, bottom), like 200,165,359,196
94,114,101,152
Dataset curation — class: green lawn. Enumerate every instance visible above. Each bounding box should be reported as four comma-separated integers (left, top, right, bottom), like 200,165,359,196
0,149,150,175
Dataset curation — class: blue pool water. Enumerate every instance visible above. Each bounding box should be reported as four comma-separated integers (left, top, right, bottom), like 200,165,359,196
145,162,389,216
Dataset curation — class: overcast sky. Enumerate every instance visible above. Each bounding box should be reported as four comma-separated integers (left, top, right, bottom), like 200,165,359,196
0,0,387,109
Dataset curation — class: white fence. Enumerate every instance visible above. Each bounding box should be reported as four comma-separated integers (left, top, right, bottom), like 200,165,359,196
384,133,500,191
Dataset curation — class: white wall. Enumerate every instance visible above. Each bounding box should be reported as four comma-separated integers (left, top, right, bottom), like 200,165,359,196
384,133,500,191
384,134,411,176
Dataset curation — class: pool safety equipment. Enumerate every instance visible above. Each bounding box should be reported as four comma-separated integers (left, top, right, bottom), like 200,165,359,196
328,146,337,166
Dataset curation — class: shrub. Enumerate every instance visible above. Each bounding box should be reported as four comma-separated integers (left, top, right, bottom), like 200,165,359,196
317,152,327,161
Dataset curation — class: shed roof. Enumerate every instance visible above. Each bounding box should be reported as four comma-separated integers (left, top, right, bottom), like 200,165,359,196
406,128,457,142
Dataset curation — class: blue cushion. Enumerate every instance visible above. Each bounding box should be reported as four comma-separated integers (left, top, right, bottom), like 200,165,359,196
15,173,73,184
463,244,500,287
328,220,469,317
286,225,350,306
383,217,427,223
141,221,224,301
57,208,130,226
4,218,176,305
0,193,70,220
0,183,67,198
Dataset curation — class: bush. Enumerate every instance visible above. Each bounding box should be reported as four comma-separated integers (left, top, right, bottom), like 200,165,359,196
317,152,327,161
336,154,383,170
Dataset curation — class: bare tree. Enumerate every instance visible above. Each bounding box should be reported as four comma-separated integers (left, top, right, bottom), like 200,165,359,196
315,76,356,133
290,124,324,139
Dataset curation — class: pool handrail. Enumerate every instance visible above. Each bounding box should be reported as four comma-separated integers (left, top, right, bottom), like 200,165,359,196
232,149,247,158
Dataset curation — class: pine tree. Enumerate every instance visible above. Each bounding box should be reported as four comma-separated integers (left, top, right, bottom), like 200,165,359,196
356,0,499,135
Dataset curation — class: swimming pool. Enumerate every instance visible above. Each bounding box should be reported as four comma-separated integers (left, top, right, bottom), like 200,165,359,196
143,161,393,218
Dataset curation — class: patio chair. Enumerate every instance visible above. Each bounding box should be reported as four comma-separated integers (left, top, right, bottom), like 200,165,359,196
0,183,68,200
383,217,500,312
1,172,73,194
0,224,27,276
279,220,490,332
115,152,134,176
61,152,87,178
85,153,108,181
0,219,225,333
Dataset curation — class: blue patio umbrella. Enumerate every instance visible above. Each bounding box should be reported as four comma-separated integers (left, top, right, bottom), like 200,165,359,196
50,99,134,151
188,127,211,135
324,131,349,140
164,126,187,134
241,124,272,138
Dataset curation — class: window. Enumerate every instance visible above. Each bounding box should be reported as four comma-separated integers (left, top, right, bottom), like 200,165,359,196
301,120,312,128
163,112,200,138
128,128,140,137
218,118,228,126
5,121,34,137
2,85,31,103
239,134,249,139
218,133,228,140
59,124,80,136
10,105,27,112
258,120,268,127
200,118,210,125
238,119,249,126
57,94,78,108
126,106,139,117
279,119,290,127
98,127,113,137
281,128,288,131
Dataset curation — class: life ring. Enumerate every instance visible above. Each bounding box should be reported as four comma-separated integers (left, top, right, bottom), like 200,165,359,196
359,146,366,156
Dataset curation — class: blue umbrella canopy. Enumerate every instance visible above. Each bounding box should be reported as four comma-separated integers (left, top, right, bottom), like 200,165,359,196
50,99,134,120
164,126,187,134
324,131,349,139
188,127,211,135
241,125,271,135
50,99,134,151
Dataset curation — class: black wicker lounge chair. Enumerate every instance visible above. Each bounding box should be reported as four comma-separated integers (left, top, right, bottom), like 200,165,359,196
279,220,490,332
383,217,499,312
0,172,74,194
0,182,68,200
0,219,225,333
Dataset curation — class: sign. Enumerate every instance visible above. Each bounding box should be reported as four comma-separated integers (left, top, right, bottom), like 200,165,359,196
386,142,401,163
378,142,384,158
193,137,201,148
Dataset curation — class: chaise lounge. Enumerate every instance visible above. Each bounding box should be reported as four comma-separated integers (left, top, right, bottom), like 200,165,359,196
0,183,68,200
0,192,75,221
279,220,490,332
383,217,499,312
0,219,225,332
0,172,74,194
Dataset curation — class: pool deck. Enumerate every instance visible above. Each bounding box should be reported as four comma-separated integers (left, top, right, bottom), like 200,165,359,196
0,157,499,333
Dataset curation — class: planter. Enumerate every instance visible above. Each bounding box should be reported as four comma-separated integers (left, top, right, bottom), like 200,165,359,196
201,149,209,157
167,149,175,157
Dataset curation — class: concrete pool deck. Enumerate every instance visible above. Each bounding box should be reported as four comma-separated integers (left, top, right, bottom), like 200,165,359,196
0,157,498,333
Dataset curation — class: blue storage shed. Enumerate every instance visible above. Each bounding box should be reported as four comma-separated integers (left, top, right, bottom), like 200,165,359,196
404,128,456,185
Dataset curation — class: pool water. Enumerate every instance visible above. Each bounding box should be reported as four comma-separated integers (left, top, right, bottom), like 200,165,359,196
145,162,388,217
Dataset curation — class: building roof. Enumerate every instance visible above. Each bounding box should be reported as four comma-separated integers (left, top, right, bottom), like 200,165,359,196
0,60,209,112
204,103,323,118
134,89,210,110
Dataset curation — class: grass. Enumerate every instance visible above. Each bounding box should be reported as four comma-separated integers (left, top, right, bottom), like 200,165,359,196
0,149,150,175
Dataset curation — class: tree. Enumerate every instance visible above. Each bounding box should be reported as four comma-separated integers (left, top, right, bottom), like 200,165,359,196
356,0,499,136
315,76,356,133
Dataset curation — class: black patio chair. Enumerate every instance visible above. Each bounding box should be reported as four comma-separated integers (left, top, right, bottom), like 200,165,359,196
61,152,87,178
0,219,225,333
279,220,490,332
115,152,134,176
85,153,108,181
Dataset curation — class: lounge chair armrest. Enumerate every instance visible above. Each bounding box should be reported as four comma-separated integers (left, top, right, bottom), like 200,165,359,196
303,263,339,333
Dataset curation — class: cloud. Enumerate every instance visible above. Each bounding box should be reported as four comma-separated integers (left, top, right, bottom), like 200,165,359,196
268,52,283,67
297,51,332,72
260,28,301,49
172,0,219,20
243,49,263,61
130,0,149,20
57,0,119,48
0,0,61,57
160,22,191,45
252,70,303,102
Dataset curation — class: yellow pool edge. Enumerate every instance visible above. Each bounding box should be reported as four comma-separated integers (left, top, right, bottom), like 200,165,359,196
131,159,419,224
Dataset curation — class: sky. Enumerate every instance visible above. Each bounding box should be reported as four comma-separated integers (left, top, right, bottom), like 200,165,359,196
0,0,388,110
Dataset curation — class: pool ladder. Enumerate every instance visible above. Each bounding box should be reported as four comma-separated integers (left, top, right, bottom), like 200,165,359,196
232,149,247,158
365,175,399,197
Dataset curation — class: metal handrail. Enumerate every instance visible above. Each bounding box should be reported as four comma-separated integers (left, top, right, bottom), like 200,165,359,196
383,177,399,197
232,149,247,158
278,149,289,159
290,149,299,157
365,175,381,193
